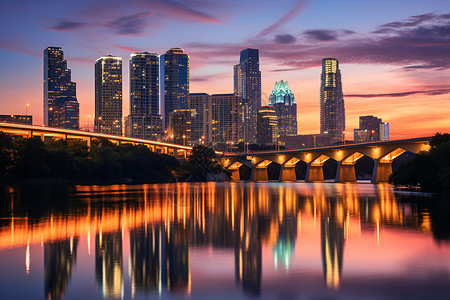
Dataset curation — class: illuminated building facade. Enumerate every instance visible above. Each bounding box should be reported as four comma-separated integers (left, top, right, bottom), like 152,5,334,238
268,80,297,136
211,94,241,149
257,106,278,145
124,115,162,141
53,96,79,130
188,93,212,145
353,129,372,143
0,115,32,125
127,52,162,140
354,115,389,142
170,109,194,145
43,46,76,127
320,58,345,140
234,48,261,144
379,122,389,141
160,48,189,130
95,56,123,136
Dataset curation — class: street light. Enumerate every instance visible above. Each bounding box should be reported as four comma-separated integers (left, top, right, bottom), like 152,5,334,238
26,103,29,116
182,135,186,146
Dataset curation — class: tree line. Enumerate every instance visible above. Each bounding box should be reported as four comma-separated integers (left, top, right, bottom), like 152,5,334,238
389,133,450,192
0,133,229,183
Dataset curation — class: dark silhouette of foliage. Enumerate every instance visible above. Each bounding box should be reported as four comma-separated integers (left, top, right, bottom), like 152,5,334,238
0,134,181,183
0,132,14,179
0,134,233,183
389,133,450,192
12,137,51,178
179,144,230,181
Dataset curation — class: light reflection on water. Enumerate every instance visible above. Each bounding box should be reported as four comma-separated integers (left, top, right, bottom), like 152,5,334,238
0,182,449,299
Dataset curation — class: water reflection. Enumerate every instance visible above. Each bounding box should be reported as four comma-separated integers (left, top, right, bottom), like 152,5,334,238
0,183,449,299
45,237,78,300
96,232,123,299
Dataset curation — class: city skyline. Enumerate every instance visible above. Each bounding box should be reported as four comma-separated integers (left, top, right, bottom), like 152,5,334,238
0,0,449,139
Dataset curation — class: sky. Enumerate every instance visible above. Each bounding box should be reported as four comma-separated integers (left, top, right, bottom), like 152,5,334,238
0,0,449,139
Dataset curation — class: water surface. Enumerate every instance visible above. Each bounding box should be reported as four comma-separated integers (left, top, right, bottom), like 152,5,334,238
0,182,449,299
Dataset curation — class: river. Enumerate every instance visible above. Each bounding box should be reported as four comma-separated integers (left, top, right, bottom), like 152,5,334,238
0,182,449,299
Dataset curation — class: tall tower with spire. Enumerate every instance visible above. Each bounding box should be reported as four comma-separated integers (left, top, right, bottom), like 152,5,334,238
320,58,345,140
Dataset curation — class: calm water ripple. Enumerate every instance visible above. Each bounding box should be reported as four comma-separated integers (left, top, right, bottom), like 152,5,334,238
0,182,449,299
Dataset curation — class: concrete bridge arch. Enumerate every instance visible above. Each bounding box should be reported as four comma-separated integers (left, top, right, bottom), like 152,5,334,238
219,137,432,183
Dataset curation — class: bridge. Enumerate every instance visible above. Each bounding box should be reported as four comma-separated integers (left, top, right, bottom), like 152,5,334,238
218,137,432,183
0,122,194,159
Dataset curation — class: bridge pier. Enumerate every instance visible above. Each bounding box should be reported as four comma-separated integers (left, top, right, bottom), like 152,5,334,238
305,163,324,182
371,159,392,183
279,165,297,181
253,166,268,182
230,170,240,181
335,161,357,182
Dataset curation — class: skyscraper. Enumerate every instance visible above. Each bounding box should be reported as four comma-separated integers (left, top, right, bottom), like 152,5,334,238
160,48,189,130
170,109,194,145
268,80,297,137
95,56,123,136
43,47,76,127
234,48,261,144
188,93,212,145
212,94,241,149
320,58,345,140
257,106,278,145
54,96,79,130
127,52,161,140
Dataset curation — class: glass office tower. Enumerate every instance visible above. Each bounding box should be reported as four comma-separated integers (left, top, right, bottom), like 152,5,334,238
43,47,76,127
160,48,189,130
234,48,261,144
95,55,123,136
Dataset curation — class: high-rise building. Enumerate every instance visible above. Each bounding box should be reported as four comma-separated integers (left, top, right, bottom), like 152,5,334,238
268,80,297,137
160,48,189,130
127,52,161,140
320,58,345,140
170,109,194,145
95,56,123,136
257,106,278,145
54,96,79,130
234,48,261,144
0,115,32,125
379,122,389,141
211,94,241,149
188,93,212,145
124,115,162,141
43,47,76,127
